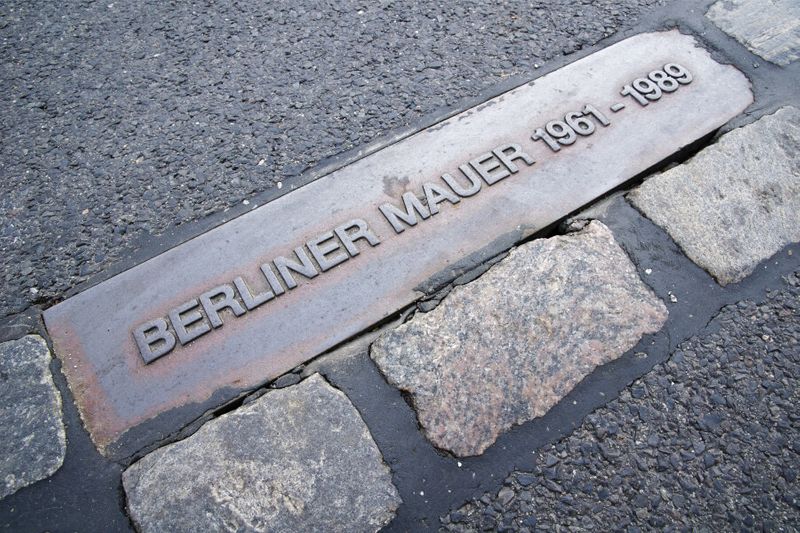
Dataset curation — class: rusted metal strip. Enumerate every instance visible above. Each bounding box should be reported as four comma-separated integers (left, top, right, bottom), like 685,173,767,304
44,31,752,457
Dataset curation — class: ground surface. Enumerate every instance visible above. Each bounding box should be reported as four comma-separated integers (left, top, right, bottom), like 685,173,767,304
0,0,664,318
1,0,800,531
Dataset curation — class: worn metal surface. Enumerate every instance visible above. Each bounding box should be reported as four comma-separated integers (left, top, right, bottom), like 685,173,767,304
43,31,752,456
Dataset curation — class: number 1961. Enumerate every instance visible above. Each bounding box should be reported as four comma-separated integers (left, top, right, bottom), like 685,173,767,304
531,104,610,152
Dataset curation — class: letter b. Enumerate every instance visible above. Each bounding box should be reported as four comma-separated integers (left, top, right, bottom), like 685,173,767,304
133,318,176,364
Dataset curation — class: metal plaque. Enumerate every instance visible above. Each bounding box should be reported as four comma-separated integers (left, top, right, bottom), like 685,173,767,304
44,31,753,455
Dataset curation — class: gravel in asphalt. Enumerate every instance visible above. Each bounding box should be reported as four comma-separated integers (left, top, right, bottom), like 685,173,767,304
0,0,666,317
442,271,800,532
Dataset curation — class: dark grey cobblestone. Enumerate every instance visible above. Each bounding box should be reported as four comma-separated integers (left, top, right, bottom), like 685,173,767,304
442,271,800,532
0,0,665,317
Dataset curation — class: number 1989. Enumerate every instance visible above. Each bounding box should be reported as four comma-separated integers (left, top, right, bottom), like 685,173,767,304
621,63,693,106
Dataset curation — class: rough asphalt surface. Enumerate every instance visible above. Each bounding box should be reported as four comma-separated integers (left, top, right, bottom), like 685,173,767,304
0,0,665,318
442,272,800,532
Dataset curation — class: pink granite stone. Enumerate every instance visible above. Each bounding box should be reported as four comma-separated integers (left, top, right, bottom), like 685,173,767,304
371,221,668,457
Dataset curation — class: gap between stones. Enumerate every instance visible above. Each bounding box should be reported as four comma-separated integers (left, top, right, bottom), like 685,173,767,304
19,100,770,482
33,90,800,533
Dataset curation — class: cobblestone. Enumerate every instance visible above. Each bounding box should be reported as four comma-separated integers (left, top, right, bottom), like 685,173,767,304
0,335,65,500
707,0,800,66
123,374,400,533
371,221,666,457
629,106,800,285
